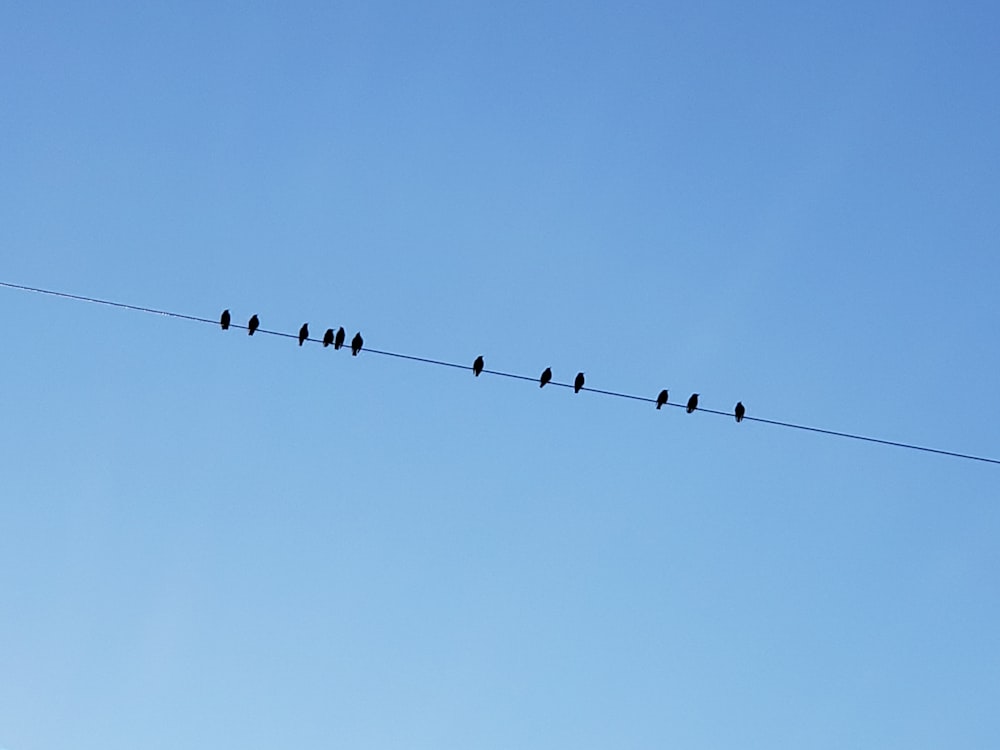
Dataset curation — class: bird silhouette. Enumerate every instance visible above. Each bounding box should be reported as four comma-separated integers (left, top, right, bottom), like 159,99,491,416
351,332,363,356
656,389,668,410
539,367,552,388
220,309,230,330
334,326,346,350
574,372,585,393
298,323,309,346
686,393,699,413
735,401,746,423
248,314,259,336
322,328,334,347
473,355,484,377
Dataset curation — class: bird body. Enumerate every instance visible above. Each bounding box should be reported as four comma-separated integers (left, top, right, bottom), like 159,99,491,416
298,323,309,346
574,372,585,393
220,309,230,330
656,389,668,410
539,367,552,388
473,355,484,377
334,326,346,350
248,314,259,336
686,393,699,413
735,401,746,423
351,332,363,356
323,328,334,347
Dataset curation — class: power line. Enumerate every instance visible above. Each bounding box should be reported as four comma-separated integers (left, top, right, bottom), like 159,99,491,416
2,279,997,467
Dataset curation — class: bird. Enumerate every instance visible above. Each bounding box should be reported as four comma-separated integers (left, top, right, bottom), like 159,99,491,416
220,309,230,330
574,372,585,393
351,332,363,356
656,389,668,410
473,355,484,377
248,314,259,336
686,393,699,413
334,326,346,350
539,367,552,388
322,328,334,347
735,401,746,423
298,323,309,346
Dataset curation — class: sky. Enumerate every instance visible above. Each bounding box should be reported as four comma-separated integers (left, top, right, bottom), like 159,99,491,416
1,1,999,748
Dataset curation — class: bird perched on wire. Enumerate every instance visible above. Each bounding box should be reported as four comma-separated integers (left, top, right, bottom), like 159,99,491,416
656,389,668,410
220,309,230,330
248,314,259,336
322,328,334,347
539,367,552,388
686,393,699,413
334,326,346,350
473,355,484,377
298,323,309,346
735,401,746,423
351,332,363,356
574,372,585,393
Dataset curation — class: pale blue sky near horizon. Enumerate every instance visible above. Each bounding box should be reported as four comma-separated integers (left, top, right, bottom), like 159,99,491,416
2,2,999,748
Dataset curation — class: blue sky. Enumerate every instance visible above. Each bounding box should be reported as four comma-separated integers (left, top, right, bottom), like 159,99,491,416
2,2,999,748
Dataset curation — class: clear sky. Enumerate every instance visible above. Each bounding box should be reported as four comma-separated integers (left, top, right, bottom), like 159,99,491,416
2,2,999,748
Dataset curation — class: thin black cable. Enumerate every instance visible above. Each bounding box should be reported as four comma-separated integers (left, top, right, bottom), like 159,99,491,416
0,281,218,326
2,279,997,466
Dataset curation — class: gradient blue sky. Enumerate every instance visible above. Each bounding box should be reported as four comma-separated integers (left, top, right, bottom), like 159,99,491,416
2,2,999,748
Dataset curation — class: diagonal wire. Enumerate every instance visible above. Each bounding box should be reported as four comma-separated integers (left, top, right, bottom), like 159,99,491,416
2,279,998,466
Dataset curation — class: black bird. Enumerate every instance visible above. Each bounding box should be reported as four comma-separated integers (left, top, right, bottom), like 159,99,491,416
298,323,309,346
686,393,699,413
735,401,746,423
351,331,363,356
574,372,585,393
473,355,484,377
334,326,346,350
539,367,552,388
248,314,259,336
323,328,334,347
220,309,230,330
656,389,668,410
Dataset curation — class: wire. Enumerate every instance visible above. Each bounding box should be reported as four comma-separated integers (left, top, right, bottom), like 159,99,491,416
2,279,998,466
